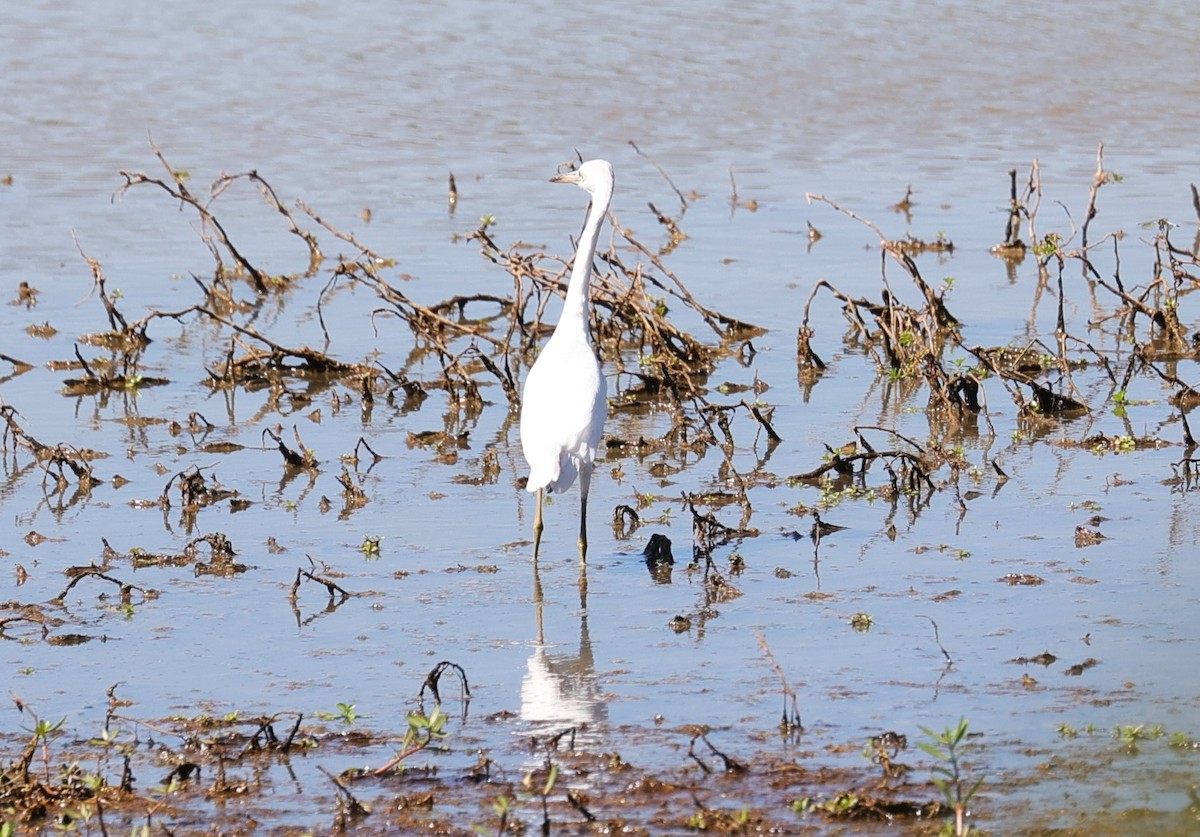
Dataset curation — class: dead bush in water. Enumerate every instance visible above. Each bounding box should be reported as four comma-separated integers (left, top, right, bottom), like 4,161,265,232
105,143,785,552
797,144,1200,507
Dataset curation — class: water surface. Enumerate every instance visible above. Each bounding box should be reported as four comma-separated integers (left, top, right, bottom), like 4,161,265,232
2,0,1200,832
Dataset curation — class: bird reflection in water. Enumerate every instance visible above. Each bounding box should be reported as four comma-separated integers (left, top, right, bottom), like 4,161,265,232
520,558,606,747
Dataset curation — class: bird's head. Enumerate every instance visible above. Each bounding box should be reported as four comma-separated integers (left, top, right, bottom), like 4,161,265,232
551,159,614,196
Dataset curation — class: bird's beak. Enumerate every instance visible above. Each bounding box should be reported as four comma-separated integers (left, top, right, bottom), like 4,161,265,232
551,170,583,185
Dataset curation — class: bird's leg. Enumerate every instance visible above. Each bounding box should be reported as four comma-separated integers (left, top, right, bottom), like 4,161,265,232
578,463,592,562
578,492,588,561
533,488,545,561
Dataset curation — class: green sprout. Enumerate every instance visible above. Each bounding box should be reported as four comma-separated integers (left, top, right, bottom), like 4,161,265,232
917,718,984,836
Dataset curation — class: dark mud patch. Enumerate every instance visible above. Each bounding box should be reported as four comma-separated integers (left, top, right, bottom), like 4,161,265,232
9,689,1194,835
0,694,962,835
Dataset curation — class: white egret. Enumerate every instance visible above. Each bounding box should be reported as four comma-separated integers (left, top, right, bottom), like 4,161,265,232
519,159,614,561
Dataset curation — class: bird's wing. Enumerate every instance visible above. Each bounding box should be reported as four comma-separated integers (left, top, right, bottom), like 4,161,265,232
520,345,605,493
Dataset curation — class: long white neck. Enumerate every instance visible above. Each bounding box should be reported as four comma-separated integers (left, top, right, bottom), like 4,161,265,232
557,184,613,343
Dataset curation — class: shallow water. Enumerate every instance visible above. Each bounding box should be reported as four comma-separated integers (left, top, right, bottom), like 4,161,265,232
2,0,1200,832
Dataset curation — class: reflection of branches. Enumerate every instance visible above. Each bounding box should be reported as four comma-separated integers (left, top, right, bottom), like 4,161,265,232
740,399,781,443
916,616,956,703
53,566,150,605
264,426,319,470
193,305,363,379
0,354,33,388
684,493,758,559
0,406,102,495
365,306,504,413
757,634,803,737
686,728,746,774
161,465,238,509
0,405,55,460
919,615,953,665
290,563,354,599
287,589,351,630
1169,456,1200,492
419,661,472,706
287,559,357,628
789,446,933,495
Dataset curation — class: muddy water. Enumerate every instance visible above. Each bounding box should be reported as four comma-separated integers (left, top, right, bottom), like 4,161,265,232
3,0,1200,832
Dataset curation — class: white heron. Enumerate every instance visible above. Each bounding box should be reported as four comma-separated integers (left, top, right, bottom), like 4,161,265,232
519,159,614,561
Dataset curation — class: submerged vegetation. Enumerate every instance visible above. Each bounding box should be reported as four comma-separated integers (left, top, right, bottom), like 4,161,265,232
1,139,1199,832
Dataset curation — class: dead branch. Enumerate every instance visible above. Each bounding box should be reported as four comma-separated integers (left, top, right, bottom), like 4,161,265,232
115,133,272,293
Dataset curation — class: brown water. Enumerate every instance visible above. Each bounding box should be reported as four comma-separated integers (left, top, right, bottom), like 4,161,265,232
2,0,1200,832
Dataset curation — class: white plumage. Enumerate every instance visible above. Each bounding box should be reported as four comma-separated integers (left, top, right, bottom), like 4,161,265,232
519,159,614,560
